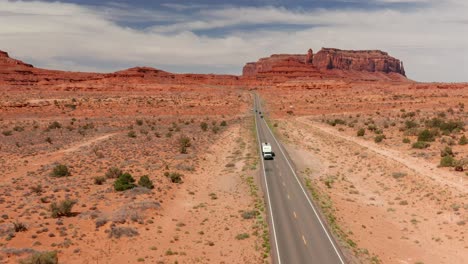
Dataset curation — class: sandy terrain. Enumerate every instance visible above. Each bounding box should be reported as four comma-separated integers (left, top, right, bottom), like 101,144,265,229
0,89,268,263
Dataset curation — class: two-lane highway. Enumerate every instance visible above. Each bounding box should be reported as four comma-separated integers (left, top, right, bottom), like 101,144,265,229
254,94,345,264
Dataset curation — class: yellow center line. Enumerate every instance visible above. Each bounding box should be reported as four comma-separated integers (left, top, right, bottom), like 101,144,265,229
293,211,297,219
302,235,307,245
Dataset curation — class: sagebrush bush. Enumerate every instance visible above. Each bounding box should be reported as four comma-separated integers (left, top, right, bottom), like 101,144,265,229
440,156,456,167
179,136,191,154
374,135,385,143
402,138,411,144
114,173,136,191
138,175,154,189
440,146,454,157
417,129,436,142
459,135,468,145
105,167,122,179
165,172,183,183
94,176,107,185
357,128,365,137
412,141,430,149
220,120,227,126
48,121,62,130
19,251,58,264
200,122,208,131
51,164,70,177
50,199,76,218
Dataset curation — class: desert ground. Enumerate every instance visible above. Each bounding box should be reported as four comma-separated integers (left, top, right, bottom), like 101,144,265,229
0,87,270,263
259,80,467,264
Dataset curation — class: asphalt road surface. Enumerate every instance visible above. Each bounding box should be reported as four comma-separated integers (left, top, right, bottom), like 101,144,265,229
254,94,345,264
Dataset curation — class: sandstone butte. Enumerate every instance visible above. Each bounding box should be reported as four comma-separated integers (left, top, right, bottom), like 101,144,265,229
0,47,409,90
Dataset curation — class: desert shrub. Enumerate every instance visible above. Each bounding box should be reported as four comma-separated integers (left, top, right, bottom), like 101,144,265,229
48,121,62,130
114,173,136,191
402,138,411,144
404,120,418,129
357,128,365,137
241,210,258,219
417,129,436,142
135,119,143,126
200,122,208,131
426,118,464,134
138,175,154,189
13,221,28,232
2,130,12,136
13,126,24,132
51,164,70,177
440,146,454,157
45,137,53,144
392,172,407,179
367,124,377,131
127,131,137,138
327,119,346,126
235,233,250,240
19,251,58,264
179,136,191,154
94,176,107,185
50,199,76,218
30,185,43,195
105,167,122,179
459,135,468,145
374,135,385,143
412,141,430,149
220,120,227,126
108,226,139,239
440,156,456,167
165,172,183,183
212,126,220,134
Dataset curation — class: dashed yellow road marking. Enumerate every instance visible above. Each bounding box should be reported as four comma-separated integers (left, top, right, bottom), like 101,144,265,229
293,211,297,219
302,235,307,245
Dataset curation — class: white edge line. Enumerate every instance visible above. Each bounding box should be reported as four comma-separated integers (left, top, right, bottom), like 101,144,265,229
254,97,282,264
261,117,346,264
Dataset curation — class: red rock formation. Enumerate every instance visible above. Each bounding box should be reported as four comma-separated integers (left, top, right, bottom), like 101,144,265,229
306,49,313,64
0,50,33,68
312,48,405,76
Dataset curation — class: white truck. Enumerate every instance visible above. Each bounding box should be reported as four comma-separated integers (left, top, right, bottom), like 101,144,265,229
262,143,274,160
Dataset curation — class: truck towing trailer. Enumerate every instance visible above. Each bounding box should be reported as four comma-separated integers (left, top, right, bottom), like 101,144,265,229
262,143,274,160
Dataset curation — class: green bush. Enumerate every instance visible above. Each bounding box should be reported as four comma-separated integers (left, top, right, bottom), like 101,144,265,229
114,173,136,191
440,156,456,167
51,164,70,177
417,129,436,142
402,138,411,144
404,120,418,129
212,126,220,134
412,141,430,149
50,199,76,218
374,135,385,143
220,120,227,126
138,175,154,189
357,128,365,137
426,118,464,134
235,233,250,240
459,135,468,145
135,119,143,126
105,167,122,179
200,122,208,131
19,251,58,264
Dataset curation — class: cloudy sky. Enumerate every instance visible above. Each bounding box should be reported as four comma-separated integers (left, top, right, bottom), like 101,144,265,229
0,0,467,82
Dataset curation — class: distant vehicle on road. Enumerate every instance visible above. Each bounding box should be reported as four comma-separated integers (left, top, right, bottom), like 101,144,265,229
262,143,274,160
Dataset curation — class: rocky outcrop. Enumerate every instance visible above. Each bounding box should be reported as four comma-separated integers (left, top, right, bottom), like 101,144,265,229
242,48,407,80
312,48,405,76
0,50,33,68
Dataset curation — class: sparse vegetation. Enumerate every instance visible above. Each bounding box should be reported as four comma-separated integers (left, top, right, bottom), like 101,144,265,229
412,141,430,149
440,156,456,167
164,172,183,183
94,176,107,185
138,175,154,189
105,167,123,179
51,164,70,177
19,251,58,264
459,135,468,145
114,173,136,191
357,128,365,137
50,199,76,218
200,122,208,131
48,121,62,130
179,135,191,154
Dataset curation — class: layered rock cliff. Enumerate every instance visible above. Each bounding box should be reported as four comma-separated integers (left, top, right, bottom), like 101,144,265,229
312,48,405,76
242,48,406,80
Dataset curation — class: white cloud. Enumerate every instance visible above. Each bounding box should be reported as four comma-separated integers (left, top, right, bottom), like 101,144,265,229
0,0,466,81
